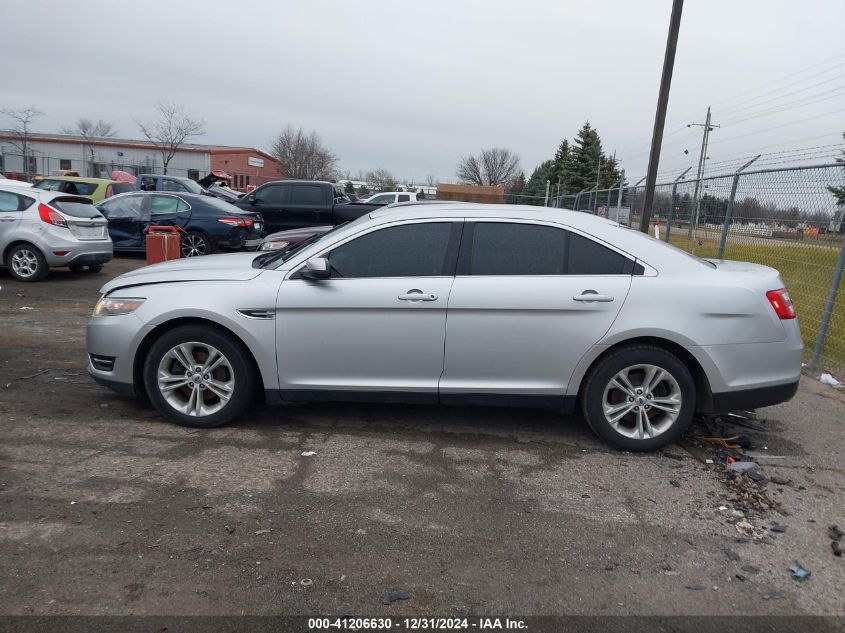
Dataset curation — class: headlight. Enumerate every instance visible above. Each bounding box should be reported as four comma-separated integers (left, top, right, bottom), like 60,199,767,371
260,240,290,251
93,296,145,316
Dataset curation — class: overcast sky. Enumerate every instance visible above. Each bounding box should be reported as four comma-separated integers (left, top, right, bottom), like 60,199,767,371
2,0,844,183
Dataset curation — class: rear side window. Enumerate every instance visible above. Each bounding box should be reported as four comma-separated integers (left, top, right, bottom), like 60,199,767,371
256,184,286,205
328,223,453,278
51,198,99,218
150,195,189,215
567,232,628,274
397,194,410,202
466,222,630,275
289,185,324,206
111,182,134,195
63,181,99,196
470,223,567,275
0,191,32,211
99,195,144,220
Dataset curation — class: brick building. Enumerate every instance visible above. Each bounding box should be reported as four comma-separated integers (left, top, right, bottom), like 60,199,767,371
0,132,284,191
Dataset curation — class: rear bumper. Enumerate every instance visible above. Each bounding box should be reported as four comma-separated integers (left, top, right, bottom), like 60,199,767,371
710,379,799,412
67,251,113,266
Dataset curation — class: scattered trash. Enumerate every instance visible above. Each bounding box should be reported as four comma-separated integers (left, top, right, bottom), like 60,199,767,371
735,573,746,582
729,461,758,473
300,578,313,587
670,479,680,488
301,451,316,457
705,459,714,464
19,306,33,310
254,529,270,535
383,590,411,604
789,561,811,582
829,525,844,540
770,523,788,533
832,541,842,557
724,548,741,561
4,368,50,388
685,584,707,590
69,501,76,505
819,373,842,388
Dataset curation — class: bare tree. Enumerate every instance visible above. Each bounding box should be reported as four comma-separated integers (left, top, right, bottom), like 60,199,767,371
136,103,205,175
1,105,43,178
425,174,438,187
456,147,521,188
366,168,397,192
269,125,339,180
60,118,117,138
60,118,118,174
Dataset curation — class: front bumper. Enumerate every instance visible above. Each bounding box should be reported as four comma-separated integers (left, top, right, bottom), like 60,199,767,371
86,313,146,397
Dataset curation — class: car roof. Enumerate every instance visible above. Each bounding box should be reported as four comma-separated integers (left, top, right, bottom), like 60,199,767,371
0,184,91,202
38,176,116,184
137,174,192,181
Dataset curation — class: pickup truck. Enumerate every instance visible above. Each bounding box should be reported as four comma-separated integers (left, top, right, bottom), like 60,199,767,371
234,180,383,234
135,174,206,195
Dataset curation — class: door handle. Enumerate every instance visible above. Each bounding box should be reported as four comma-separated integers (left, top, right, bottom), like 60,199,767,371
573,293,614,303
0,217,17,222
398,290,438,302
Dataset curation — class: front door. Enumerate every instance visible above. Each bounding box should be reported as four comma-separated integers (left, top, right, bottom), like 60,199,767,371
276,221,460,400
97,194,147,249
440,220,633,402
0,189,27,248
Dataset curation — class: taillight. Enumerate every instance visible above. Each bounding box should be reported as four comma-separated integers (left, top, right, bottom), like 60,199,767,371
218,217,251,227
766,288,796,319
38,203,68,228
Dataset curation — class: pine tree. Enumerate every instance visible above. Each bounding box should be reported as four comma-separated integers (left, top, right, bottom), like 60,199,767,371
344,180,355,194
569,121,605,193
523,160,555,204
552,139,574,194
508,171,527,195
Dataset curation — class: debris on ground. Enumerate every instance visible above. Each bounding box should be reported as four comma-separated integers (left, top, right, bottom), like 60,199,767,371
685,584,706,591
724,548,741,561
383,590,411,604
300,578,313,587
301,451,316,457
770,523,788,533
789,561,811,581
830,525,843,557
670,479,680,488
254,529,270,535
819,373,842,388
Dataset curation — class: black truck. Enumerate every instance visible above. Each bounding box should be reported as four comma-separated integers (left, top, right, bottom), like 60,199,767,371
234,180,382,234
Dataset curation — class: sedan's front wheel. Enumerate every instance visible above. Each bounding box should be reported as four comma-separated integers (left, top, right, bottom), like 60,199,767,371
581,345,695,451
143,325,255,428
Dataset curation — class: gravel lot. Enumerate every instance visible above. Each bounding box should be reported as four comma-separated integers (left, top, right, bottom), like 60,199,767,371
1,256,844,622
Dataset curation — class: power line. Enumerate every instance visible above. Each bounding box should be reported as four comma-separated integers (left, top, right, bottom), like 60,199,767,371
708,107,845,146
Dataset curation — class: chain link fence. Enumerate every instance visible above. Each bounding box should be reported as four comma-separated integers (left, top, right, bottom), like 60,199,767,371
538,163,845,377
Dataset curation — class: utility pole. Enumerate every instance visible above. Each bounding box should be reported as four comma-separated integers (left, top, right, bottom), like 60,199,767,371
593,157,602,212
687,106,720,238
544,180,550,207
639,0,684,233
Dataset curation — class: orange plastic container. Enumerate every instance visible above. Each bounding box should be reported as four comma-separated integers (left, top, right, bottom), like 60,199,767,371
145,226,184,265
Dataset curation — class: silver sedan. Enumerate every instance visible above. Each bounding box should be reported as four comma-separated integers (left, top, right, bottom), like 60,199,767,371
86,204,802,450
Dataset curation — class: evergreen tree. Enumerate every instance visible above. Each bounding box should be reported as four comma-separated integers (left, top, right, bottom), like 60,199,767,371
552,139,574,194
357,184,370,196
569,121,605,193
523,160,555,204
508,171,527,195
344,180,355,194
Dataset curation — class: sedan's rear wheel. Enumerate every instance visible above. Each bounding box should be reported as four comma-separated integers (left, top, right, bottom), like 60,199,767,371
181,231,212,258
143,325,255,428
581,345,695,451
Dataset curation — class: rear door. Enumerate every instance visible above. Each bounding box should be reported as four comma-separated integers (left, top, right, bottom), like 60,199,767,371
147,194,193,231
0,190,32,248
279,183,329,230
440,220,634,402
97,194,148,249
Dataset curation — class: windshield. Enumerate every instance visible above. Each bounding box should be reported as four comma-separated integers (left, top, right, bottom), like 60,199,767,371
253,222,351,269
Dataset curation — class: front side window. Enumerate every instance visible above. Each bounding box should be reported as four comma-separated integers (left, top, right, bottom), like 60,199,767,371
150,195,188,215
369,194,394,205
255,184,286,205
467,222,629,275
99,195,144,220
139,176,157,191
162,179,189,192
328,222,453,278
33,179,62,191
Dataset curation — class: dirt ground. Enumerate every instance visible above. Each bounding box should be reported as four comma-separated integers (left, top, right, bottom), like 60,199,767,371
1,256,844,623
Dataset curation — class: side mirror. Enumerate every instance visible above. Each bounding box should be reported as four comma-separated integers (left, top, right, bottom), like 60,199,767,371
300,257,330,280
248,193,257,204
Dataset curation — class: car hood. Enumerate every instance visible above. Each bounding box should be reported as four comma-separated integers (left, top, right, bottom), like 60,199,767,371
100,252,263,294
263,225,333,242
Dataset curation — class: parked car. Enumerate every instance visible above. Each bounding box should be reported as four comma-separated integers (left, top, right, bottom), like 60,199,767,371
32,177,132,203
234,180,382,234
259,225,333,251
96,192,265,257
206,182,243,204
364,191,418,204
86,203,802,450
0,173,32,188
1,185,112,281
135,174,206,195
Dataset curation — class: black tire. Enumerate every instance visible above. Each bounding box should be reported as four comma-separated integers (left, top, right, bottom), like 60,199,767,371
143,324,255,428
580,344,696,452
70,263,104,273
6,243,48,282
181,231,213,257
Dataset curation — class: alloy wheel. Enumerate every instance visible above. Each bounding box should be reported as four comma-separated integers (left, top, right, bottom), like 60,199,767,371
601,363,682,440
181,234,207,257
10,248,40,278
157,342,235,417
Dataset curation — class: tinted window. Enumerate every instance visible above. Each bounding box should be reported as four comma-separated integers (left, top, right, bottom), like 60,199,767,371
111,182,133,195
567,232,627,274
470,223,566,275
63,181,99,196
328,223,452,278
256,184,286,205
289,185,324,206
0,191,29,211
369,194,394,205
139,176,157,191
52,199,100,218
150,195,189,215
397,194,410,202
99,196,144,220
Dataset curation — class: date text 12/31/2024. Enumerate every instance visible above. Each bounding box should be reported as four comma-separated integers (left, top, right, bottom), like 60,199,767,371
308,617,528,630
